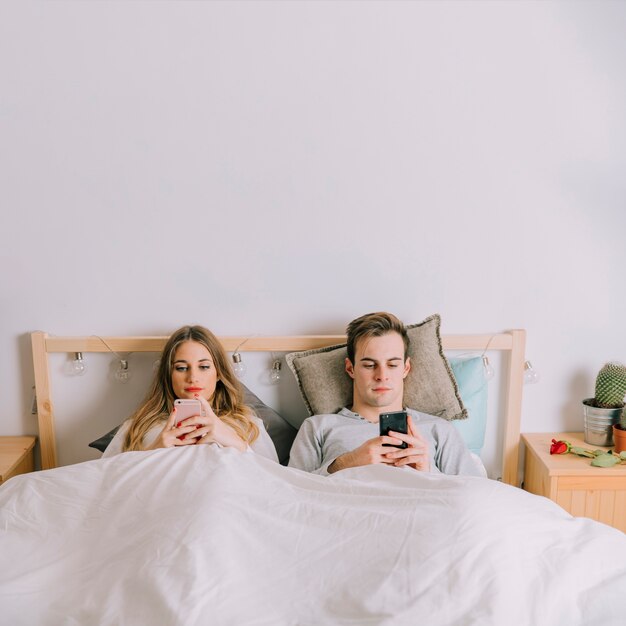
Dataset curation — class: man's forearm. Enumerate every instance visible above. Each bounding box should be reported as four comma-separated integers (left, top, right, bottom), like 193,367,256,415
328,452,353,474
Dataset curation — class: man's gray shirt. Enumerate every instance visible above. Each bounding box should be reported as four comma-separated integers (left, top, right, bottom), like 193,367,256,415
288,407,483,477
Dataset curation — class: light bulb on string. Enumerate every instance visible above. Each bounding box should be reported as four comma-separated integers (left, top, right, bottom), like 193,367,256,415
524,361,540,385
232,352,247,379
231,337,252,380
115,359,133,384
66,352,87,376
94,336,134,385
480,334,497,382
482,356,495,381
269,359,282,385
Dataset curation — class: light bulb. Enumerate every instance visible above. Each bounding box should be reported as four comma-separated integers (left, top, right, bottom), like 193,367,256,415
115,359,133,383
482,356,495,381
232,352,247,379
269,359,282,384
524,360,540,385
65,352,87,376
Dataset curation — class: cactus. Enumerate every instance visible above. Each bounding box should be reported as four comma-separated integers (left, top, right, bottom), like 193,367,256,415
594,362,626,408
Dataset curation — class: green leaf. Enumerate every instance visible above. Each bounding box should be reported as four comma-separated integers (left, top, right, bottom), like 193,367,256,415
571,447,595,458
619,451,626,460
591,454,620,468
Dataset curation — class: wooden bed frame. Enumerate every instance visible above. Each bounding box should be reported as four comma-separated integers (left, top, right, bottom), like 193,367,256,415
30,329,527,485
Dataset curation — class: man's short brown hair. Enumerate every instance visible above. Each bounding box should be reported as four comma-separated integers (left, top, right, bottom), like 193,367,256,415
346,312,410,364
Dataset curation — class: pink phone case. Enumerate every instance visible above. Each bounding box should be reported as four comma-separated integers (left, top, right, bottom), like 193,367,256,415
174,399,206,439
174,399,205,422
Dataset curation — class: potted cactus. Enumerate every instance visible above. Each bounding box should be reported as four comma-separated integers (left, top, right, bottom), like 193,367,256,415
583,362,626,447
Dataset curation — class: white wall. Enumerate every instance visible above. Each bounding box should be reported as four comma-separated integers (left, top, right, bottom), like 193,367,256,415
1,1,625,472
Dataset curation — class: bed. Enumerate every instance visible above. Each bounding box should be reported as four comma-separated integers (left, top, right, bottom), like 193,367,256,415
1,325,625,625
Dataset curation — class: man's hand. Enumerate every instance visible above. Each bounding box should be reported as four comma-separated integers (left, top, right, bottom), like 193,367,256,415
328,434,404,473
382,415,430,471
328,415,430,473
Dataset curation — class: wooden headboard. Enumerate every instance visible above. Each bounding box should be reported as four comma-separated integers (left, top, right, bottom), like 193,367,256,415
31,330,527,485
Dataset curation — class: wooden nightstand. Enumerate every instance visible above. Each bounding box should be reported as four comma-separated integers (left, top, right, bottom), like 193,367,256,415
522,432,626,533
0,436,37,485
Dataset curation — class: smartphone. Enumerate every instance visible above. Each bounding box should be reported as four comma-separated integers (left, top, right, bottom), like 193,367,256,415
174,399,205,422
173,399,206,440
379,410,408,449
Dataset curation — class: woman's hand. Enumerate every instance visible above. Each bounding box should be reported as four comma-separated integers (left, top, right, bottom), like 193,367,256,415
182,395,247,452
147,407,199,450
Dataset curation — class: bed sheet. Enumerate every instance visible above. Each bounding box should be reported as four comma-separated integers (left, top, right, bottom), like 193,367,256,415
1,445,625,626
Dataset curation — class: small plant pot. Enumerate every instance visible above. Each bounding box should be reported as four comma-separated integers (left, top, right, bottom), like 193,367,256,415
613,424,626,454
582,399,623,446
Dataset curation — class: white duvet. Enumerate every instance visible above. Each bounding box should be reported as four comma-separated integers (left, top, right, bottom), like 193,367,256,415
1,446,625,626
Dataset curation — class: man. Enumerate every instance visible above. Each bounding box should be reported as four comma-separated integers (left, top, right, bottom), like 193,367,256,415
288,312,483,476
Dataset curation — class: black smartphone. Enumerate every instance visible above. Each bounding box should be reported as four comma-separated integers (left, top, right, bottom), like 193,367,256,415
379,411,408,448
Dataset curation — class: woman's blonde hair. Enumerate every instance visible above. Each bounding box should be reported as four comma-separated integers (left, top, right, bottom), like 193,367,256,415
123,325,259,451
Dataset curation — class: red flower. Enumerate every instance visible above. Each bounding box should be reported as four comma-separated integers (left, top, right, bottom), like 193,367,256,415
550,439,571,455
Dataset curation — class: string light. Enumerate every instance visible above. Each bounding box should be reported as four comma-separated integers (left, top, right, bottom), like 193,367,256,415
524,361,540,385
95,336,134,384
269,358,282,384
114,359,133,383
480,335,497,382
65,352,87,376
231,337,252,379
232,352,247,379
482,356,495,381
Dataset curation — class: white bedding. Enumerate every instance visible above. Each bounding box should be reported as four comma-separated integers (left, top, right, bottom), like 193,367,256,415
1,445,625,626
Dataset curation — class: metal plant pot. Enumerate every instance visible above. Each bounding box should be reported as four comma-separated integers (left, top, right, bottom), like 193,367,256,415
583,399,624,446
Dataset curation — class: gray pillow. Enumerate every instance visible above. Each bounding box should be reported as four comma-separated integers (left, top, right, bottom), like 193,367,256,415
88,426,120,454
242,386,296,465
89,384,296,465
285,314,467,420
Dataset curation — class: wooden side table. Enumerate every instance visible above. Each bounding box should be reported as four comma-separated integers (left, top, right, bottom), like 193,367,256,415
522,432,626,533
0,436,37,485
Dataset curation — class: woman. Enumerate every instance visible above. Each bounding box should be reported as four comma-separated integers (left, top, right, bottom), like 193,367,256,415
102,325,278,462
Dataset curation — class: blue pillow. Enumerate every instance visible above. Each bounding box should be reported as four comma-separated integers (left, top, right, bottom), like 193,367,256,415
448,356,488,455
